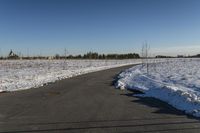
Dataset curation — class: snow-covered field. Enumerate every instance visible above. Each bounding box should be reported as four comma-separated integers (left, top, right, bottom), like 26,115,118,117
0,59,141,92
116,58,200,117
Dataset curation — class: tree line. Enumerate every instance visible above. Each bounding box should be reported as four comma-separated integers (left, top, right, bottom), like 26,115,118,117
55,52,140,59
2,50,140,60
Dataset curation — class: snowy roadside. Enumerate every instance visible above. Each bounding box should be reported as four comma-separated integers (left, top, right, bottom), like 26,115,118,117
116,58,200,117
0,59,141,92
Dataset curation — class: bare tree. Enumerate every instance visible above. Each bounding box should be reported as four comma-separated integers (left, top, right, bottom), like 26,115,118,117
0,48,1,59
141,41,150,74
64,48,67,60
27,48,29,58
63,48,68,70
141,44,145,67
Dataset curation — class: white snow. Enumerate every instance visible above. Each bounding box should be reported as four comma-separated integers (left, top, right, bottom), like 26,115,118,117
116,58,200,117
0,59,140,92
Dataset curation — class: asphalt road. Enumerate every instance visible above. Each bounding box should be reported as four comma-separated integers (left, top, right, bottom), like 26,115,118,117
0,65,200,133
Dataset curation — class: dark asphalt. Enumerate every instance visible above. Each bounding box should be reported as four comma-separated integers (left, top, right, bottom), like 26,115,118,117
0,65,200,133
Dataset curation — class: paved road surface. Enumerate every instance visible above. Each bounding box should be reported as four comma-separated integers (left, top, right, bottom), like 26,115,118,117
0,65,200,133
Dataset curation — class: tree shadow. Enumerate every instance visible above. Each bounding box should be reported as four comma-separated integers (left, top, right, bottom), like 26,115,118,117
112,71,200,121
121,90,200,121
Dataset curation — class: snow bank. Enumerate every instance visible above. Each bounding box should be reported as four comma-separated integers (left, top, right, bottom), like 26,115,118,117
116,58,200,117
0,59,141,92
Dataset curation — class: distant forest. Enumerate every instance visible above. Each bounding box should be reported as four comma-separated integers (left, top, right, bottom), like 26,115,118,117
61,52,141,59
2,50,200,60
189,54,200,58
155,54,200,58
1,51,140,60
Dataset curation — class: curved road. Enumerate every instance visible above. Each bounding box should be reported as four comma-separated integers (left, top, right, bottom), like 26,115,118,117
0,65,200,133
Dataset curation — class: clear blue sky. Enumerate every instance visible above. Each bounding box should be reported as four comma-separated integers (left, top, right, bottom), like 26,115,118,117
0,0,200,56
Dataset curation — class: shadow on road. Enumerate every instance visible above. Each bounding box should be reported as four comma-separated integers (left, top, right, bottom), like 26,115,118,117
1,120,200,133
112,72,200,121
121,90,200,121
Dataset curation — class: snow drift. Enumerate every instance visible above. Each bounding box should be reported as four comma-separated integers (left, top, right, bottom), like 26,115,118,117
116,58,200,117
